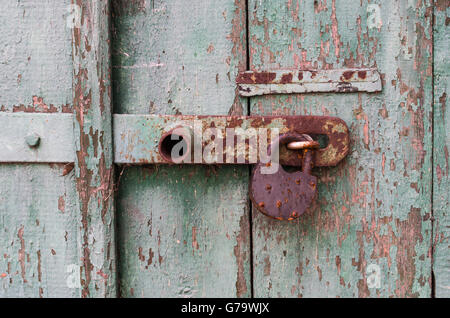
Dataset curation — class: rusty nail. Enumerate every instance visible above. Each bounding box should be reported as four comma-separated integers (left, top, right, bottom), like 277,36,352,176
25,133,40,148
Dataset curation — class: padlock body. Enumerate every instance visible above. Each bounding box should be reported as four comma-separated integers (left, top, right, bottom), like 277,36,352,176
250,164,317,220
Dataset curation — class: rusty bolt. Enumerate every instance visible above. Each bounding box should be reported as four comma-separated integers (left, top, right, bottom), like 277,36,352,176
25,133,40,148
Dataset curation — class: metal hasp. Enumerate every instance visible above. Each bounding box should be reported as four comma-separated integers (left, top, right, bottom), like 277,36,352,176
0,114,349,167
114,114,349,167
236,68,382,96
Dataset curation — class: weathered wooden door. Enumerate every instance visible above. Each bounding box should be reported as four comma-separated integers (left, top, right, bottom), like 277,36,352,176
0,0,448,298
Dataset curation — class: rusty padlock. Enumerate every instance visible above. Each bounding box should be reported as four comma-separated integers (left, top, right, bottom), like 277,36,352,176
249,133,318,220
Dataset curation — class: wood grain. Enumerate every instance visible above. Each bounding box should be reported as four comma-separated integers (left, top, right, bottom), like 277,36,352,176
111,0,251,297
249,0,433,297
0,0,80,297
433,1,449,298
71,0,117,297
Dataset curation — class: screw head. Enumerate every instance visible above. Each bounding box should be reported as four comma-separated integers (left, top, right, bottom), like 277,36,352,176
25,133,40,148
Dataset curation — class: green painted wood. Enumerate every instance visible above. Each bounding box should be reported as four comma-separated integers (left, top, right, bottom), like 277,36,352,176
249,0,433,297
0,165,79,297
0,0,73,111
0,113,74,163
0,0,80,297
0,0,445,299
433,1,449,298
71,0,117,297
111,0,251,297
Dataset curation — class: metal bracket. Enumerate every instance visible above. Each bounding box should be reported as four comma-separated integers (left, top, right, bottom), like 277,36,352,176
236,68,382,96
0,113,349,167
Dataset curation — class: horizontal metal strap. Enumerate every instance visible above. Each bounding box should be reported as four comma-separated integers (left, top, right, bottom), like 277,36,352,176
0,113,74,163
0,113,349,167
236,68,382,96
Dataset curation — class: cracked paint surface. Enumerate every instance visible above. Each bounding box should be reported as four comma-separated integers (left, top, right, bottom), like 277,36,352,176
249,0,434,297
0,0,447,298
71,0,116,297
112,0,251,297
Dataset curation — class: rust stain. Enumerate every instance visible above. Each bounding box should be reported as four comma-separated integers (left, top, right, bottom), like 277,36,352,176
206,43,215,53
330,0,341,59
17,226,27,283
236,71,277,84
234,214,249,297
148,248,154,266
228,0,246,115
394,207,423,297
280,73,293,84
138,247,145,261
4,96,73,113
62,163,75,176
435,0,449,11
72,0,115,297
192,226,199,251
263,255,271,276
58,196,65,213
316,266,323,281
341,71,355,81
37,250,42,283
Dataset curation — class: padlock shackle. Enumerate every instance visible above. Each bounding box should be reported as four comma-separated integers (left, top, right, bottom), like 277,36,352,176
267,133,315,172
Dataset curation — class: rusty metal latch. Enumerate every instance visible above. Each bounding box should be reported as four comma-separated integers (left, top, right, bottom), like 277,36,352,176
0,113,350,220
115,114,349,167
236,68,382,96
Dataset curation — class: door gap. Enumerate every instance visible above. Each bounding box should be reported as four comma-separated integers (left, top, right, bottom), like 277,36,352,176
245,0,255,299
430,1,436,299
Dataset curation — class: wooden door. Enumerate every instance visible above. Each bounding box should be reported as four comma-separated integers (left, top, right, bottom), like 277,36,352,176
0,0,448,298
111,0,250,297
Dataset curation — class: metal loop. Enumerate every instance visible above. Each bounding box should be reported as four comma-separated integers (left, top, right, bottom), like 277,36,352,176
287,134,319,150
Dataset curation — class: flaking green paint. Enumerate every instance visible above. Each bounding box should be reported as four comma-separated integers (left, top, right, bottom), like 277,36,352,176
249,0,434,297
0,0,78,297
111,0,251,297
433,1,449,298
0,0,447,299
71,0,116,297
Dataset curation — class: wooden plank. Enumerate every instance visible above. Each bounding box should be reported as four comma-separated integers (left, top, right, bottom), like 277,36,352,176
71,0,117,297
433,1,449,298
111,0,250,297
249,0,433,297
0,0,80,297
0,165,80,297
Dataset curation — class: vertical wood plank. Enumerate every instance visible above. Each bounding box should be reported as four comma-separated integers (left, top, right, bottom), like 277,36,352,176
249,0,433,297
111,0,250,297
72,0,117,297
433,1,449,298
0,0,80,297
